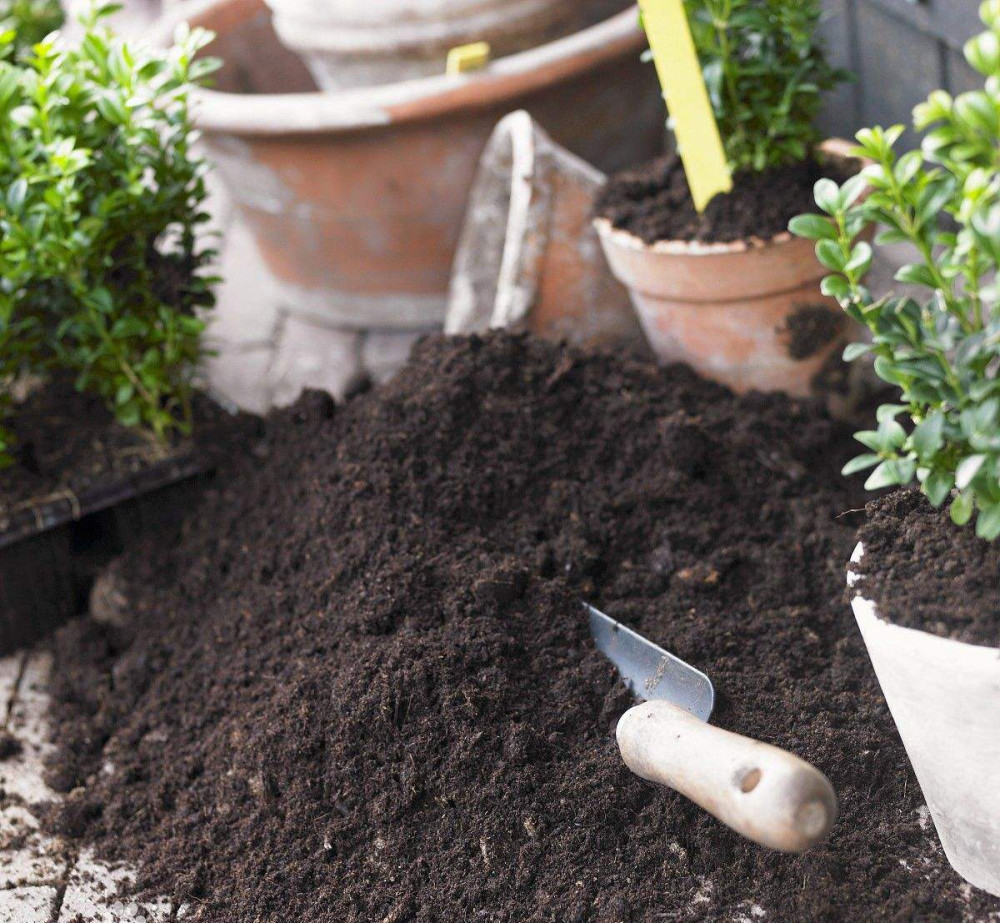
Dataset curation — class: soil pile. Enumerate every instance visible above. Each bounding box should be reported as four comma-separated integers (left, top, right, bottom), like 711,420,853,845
855,489,1000,647
594,154,851,245
43,334,1000,921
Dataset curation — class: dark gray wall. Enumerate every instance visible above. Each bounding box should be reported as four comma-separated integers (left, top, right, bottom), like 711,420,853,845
818,1,983,145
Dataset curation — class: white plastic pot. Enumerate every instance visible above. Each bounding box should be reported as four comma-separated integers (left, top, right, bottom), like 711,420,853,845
263,0,569,90
848,542,1000,897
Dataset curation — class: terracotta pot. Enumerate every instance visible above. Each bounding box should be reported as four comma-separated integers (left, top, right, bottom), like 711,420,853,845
848,543,1000,897
445,110,646,351
155,0,661,381
263,0,571,90
594,140,864,396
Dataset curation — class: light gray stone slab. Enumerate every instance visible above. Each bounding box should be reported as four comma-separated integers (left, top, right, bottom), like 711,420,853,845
0,804,67,888
1,654,55,805
0,654,23,720
0,886,57,923
59,851,171,922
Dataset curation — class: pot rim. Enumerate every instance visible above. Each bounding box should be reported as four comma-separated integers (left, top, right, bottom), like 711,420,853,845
848,541,1000,654
152,0,645,136
592,138,862,257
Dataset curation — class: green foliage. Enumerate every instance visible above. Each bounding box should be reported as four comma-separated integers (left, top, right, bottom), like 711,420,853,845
0,0,64,58
647,0,848,173
790,1,1000,540
0,4,219,467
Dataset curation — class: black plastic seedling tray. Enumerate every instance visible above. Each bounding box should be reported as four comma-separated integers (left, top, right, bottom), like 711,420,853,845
0,452,207,654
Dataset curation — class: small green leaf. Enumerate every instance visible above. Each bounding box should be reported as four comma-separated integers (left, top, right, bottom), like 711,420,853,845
789,214,837,241
911,412,944,458
951,492,974,526
923,470,954,506
815,239,846,271
842,342,871,362
814,178,842,215
822,275,851,300
842,454,881,476
956,454,987,489
976,503,1000,540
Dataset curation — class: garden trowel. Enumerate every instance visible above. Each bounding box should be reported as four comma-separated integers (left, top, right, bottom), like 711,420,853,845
587,604,837,853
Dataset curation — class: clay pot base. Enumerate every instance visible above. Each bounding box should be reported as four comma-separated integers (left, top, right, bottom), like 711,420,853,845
852,489,1000,647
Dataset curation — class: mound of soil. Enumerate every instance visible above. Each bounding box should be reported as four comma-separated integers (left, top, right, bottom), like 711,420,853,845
42,334,999,921
854,489,1000,647
594,154,852,245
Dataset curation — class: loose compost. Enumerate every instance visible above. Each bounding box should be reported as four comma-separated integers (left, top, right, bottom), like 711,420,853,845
38,334,1000,921
855,490,1000,647
594,154,851,245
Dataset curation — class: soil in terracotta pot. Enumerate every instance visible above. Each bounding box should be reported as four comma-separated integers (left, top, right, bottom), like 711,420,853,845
0,375,251,522
595,153,855,245
854,489,1000,647
39,334,1000,922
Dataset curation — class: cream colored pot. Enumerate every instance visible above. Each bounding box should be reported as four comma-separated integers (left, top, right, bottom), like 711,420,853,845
848,543,1000,898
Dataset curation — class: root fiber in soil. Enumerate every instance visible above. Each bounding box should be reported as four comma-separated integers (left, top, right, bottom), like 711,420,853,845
41,334,1000,922
594,154,851,245
854,489,1000,647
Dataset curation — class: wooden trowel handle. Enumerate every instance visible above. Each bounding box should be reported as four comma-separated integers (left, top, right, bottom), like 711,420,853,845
617,700,837,853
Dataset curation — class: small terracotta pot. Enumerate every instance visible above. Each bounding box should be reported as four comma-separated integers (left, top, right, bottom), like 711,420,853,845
445,110,646,350
848,543,1000,897
264,0,570,90
594,140,863,396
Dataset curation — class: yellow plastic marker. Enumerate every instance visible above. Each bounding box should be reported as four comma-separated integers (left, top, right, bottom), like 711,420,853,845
446,41,492,76
639,0,732,212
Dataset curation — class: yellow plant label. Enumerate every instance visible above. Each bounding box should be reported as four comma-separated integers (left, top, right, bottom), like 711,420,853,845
446,42,492,75
639,0,732,212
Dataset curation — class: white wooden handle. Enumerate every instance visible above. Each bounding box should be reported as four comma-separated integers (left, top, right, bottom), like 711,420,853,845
617,700,837,853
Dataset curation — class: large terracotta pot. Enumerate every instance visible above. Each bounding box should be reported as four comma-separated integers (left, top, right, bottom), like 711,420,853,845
848,543,1000,898
594,140,863,396
263,0,571,90
156,0,661,357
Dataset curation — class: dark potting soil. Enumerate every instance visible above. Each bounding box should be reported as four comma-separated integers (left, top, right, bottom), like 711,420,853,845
854,489,1000,648
40,334,999,922
595,154,853,245
0,731,22,761
781,305,847,361
0,376,246,525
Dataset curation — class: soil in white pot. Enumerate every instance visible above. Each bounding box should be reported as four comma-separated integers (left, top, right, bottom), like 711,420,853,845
853,489,999,647
36,334,1000,922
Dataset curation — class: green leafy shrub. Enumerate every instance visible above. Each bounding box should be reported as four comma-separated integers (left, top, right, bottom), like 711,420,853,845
790,0,1000,540
0,5,219,467
0,0,64,58
651,0,848,173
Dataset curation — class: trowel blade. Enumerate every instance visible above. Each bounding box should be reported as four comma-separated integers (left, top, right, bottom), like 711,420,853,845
586,604,715,722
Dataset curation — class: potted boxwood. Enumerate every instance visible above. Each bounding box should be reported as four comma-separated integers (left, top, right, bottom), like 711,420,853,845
0,4,226,647
594,0,858,396
792,1,1000,897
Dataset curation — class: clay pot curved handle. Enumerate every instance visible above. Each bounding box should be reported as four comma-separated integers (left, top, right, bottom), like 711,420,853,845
617,700,837,853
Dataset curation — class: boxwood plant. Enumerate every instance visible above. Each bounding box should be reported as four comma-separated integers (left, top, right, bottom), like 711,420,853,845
791,1,1000,539
0,0,63,57
0,4,218,467
667,0,848,172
